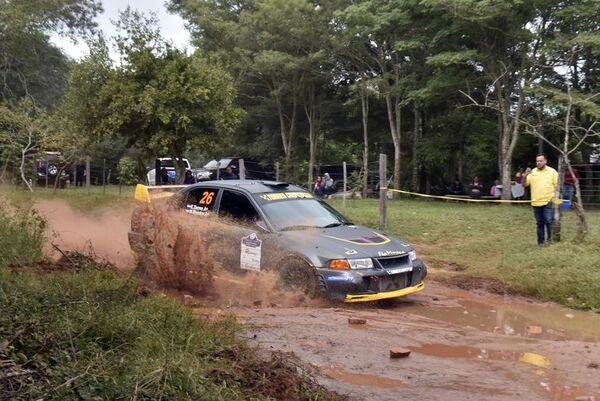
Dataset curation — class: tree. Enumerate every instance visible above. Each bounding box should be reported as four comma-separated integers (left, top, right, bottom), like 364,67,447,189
61,9,243,183
423,0,555,199
0,100,49,191
0,0,102,106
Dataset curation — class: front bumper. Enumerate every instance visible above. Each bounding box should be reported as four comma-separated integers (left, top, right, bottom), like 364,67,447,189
318,258,427,302
345,281,425,302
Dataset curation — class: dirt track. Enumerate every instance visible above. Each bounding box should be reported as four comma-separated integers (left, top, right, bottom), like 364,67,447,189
35,201,600,401
200,281,600,401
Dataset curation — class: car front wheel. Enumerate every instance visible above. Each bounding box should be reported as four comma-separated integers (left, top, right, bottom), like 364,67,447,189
277,259,324,298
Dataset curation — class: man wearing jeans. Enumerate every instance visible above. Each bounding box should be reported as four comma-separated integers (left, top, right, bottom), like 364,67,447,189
523,154,558,245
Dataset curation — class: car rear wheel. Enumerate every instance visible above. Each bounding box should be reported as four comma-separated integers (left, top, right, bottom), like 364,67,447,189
277,259,324,298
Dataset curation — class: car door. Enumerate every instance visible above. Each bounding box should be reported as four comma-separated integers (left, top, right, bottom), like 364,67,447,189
215,189,279,275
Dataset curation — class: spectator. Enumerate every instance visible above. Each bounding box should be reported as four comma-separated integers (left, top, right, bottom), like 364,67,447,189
220,166,238,180
490,179,502,198
511,167,525,199
323,173,334,196
313,176,323,197
448,177,465,195
563,166,580,201
184,170,196,185
75,164,85,187
160,168,169,186
523,153,558,245
470,176,483,198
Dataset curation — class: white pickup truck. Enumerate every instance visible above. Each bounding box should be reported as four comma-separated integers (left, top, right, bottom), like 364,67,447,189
146,158,192,185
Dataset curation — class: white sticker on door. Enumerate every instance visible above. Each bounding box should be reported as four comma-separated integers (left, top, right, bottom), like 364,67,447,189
240,233,262,271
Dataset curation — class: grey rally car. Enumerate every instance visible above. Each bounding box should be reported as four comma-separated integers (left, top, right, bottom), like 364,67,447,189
130,180,427,302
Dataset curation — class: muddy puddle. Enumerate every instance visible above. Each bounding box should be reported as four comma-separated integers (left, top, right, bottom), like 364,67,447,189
397,295,600,342
319,365,405,388
408,343,552,367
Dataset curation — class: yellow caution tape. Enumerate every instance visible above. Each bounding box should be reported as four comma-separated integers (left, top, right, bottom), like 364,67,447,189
386,188,532,204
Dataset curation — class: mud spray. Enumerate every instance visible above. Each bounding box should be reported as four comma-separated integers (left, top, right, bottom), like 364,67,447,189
35,199,134,269
131,202,327,307
37,199,324,307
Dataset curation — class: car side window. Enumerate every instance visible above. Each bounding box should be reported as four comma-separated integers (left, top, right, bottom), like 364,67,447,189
218,190,260,226
184,187,219,216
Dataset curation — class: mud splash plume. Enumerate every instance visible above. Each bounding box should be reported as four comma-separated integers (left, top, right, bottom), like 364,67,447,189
130,202,324,307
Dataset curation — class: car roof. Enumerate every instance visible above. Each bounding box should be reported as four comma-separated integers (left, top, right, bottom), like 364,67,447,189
185,180,308,194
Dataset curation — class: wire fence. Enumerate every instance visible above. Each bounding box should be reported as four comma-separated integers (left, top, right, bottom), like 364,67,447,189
5,152,600,209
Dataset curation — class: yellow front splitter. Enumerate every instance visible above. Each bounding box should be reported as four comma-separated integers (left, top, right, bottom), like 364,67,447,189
345,281,425,303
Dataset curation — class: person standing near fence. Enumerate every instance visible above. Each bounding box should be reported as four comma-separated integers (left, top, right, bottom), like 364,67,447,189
523,153,558,245
562,166,580,201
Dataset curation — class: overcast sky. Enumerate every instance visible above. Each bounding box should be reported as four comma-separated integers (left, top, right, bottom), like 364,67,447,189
50,0,192,60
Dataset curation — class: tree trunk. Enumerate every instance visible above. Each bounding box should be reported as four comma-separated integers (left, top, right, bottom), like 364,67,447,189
20,128,34,192
304,85,320,189
563,86,588,241
552,157,563,242
497,113,503,175
411,102,421,192
361,82,369,198
384,93,401,195
498,80,524,201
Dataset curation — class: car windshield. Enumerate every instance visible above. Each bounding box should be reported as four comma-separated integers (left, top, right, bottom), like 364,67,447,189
257,197,351,231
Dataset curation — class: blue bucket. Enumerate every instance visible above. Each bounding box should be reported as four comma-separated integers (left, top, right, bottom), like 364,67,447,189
561,199,571,209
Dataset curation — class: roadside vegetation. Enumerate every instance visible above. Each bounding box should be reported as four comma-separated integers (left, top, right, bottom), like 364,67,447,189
1,184,135,210
333,198,600,311
0,199,345,401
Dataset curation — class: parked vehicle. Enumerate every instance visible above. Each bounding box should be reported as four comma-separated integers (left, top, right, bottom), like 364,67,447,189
146,158,192,185
196,157,276,181
36,152,69,188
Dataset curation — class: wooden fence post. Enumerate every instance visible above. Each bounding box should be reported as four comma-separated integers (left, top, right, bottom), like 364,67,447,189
239,158,246,180
379,153,387,228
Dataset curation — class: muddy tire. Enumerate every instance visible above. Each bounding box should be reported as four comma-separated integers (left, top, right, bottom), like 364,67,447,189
277,259,324,298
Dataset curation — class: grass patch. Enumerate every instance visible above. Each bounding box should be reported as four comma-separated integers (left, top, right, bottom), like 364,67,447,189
1,262,343,400
0,200,46,266
0,184,135,210
331,198,600,310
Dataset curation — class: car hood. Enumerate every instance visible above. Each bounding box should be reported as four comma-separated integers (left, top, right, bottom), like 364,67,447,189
278,224,412,266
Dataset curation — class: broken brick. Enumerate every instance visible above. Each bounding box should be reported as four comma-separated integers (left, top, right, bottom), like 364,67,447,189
390,348,411,358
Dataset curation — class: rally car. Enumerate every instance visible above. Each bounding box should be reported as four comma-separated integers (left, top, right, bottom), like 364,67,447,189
129,181,426,302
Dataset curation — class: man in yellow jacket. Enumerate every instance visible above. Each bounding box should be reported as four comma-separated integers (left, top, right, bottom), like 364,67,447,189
523,153,558,245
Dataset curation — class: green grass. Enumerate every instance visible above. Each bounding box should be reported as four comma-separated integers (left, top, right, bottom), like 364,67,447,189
0,201,46,266
331,198,600,310
0,184,135,210
1,263,343,400
0,200,344,401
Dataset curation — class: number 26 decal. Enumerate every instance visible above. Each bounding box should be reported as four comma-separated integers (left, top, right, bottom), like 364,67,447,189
199,191,214,205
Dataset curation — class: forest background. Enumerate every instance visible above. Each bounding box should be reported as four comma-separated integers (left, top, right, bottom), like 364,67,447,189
1,0,599,199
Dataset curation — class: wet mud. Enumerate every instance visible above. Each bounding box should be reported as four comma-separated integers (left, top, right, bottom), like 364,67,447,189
228,282,600,401
34,200,600,401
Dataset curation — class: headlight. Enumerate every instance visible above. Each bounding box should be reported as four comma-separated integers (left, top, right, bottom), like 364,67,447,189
408,250,417,261
329,258,374,270
348,258,374,270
